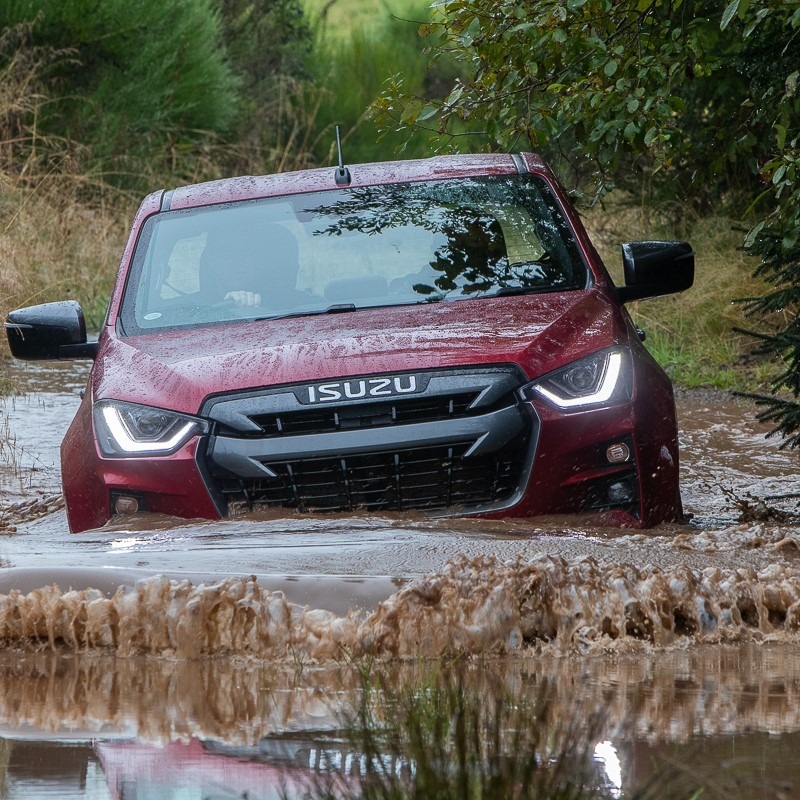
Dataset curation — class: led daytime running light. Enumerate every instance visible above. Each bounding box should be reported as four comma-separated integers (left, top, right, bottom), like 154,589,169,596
99,404,198,454
534,351,623,409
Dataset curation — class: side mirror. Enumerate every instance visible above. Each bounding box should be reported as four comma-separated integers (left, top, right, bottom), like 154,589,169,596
616,241,694,304
5,300,98,360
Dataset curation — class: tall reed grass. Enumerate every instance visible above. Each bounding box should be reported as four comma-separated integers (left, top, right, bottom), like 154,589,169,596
0,25,131,332
298,659,711,800
586,200,772,390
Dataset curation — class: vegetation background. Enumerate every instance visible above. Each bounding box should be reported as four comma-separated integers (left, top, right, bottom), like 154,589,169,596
0,0,795,408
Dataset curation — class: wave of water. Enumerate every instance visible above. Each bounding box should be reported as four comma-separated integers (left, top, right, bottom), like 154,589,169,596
4,547,800,659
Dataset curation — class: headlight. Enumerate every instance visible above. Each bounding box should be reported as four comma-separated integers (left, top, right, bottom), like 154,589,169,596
526,348,631,410
93,400,208,457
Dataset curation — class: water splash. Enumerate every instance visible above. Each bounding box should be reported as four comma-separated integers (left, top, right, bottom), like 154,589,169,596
3,553,800,659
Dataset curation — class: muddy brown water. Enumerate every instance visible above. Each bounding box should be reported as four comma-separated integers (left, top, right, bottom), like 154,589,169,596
1,359,799,797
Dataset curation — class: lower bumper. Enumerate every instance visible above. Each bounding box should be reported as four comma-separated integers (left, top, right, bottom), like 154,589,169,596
62,371,678,531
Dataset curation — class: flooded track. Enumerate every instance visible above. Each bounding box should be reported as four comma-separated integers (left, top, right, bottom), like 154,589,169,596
1,359,800,797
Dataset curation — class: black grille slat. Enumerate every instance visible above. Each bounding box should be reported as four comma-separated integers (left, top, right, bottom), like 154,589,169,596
247,393,479,437
216,442,525,515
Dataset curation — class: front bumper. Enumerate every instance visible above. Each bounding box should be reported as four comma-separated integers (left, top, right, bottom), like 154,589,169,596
63,364,674,532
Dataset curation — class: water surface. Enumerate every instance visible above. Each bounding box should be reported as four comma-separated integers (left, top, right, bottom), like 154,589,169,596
1,359,799,797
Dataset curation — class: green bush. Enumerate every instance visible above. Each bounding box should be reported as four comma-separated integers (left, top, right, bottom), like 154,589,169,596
0,0,239,179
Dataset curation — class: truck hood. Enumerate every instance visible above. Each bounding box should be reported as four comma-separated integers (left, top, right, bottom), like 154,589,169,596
93,291,624,414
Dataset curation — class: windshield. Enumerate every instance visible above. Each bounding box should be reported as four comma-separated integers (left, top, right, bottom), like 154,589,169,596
119,175,587,334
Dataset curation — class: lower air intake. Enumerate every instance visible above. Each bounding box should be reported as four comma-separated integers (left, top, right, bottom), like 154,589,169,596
218,442,525,515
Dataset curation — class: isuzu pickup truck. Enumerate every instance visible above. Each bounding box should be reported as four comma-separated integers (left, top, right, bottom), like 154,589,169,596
5,152,693,532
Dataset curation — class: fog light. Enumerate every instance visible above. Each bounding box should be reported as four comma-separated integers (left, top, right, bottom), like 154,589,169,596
114,495,140,515
607,479,635,505
606,442,631,464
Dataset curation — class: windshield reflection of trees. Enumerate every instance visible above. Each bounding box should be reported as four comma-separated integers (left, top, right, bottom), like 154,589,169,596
301,183,576,300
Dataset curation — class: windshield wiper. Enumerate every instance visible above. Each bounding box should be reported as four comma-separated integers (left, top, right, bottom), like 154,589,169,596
492,286,544,297
253,303,358,322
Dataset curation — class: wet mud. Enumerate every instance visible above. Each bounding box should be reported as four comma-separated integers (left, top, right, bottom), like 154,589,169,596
1,359,800,796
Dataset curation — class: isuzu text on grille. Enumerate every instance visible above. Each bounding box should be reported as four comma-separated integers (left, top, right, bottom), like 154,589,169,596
306,376,419,403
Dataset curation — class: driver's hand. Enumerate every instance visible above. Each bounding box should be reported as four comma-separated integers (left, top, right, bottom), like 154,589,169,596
225,290,262,307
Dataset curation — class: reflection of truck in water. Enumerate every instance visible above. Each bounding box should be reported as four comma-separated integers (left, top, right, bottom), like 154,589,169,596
0,735,619,798
5,153,693,533
0,736,357,799
97,737,356,799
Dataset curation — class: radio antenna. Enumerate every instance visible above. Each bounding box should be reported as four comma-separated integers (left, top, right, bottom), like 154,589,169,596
334,125,351,186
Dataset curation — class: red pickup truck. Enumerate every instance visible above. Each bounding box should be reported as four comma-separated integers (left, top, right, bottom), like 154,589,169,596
6,153,693,532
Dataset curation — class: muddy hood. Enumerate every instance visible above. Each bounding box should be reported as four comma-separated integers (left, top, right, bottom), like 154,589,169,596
94,291,622,413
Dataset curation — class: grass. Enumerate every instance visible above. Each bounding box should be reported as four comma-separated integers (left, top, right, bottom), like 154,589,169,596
0,180,132,329
585,200,773,392
303,0,421,36
0,23,133,334
302,0,451,166
297,658,711,800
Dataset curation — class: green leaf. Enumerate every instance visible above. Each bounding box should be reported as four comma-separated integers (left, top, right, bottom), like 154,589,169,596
443,84,464,108
786,71,800,98
418,104,439,121
466,16,481,39
604,59,618,77
721,0,740,30
776,124,787,151
744,219,766,248
400,99,423,125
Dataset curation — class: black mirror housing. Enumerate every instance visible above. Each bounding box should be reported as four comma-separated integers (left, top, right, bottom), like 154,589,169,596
616,241,694,304
5,300,98,360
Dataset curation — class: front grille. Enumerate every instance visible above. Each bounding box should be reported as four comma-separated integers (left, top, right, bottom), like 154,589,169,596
214,441,527,515
244,393,478,437
201,366,534,517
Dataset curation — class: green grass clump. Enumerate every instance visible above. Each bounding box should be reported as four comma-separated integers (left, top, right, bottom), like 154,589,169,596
300,660,709,800
587,202,773,392
301,0,460,166
303,0,417,37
